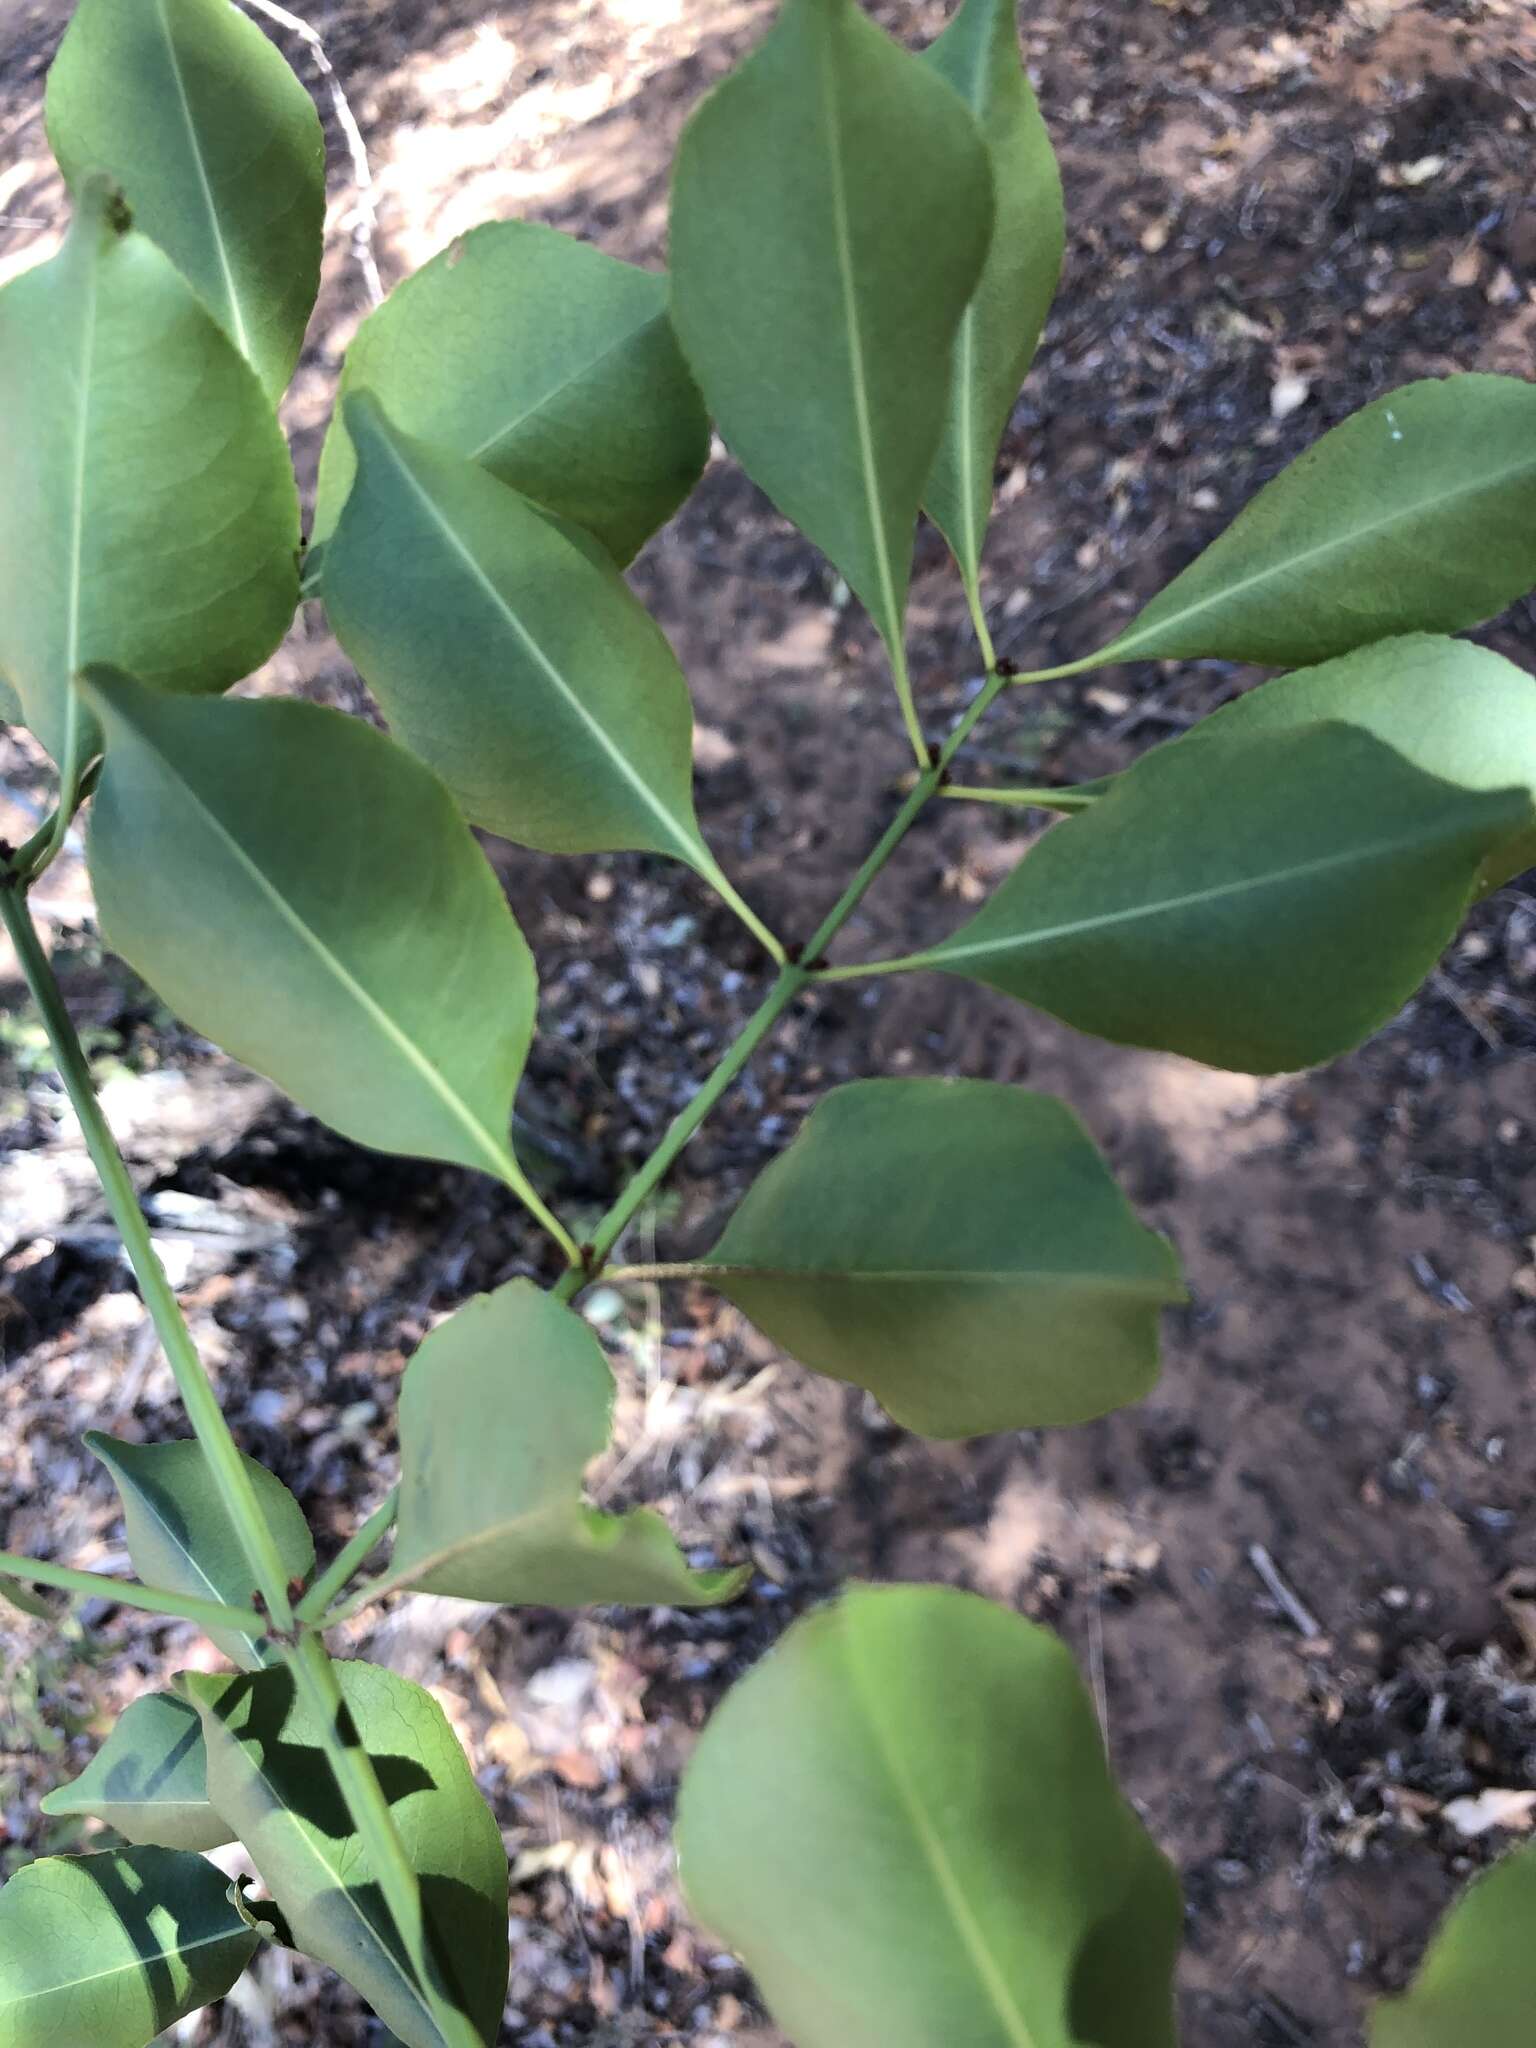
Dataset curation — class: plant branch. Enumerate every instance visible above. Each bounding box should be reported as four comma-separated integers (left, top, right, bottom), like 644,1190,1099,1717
297,1485,400,1625
0,1550,270,1637
559,669,1011,1291
940,783,1098,812
694,853,787,965
1,881,302,1634
282,1634,483,2048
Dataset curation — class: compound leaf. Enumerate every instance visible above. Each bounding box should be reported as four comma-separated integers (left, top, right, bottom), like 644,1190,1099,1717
922,0,1064,593
0,1846,255,2048
183,1659,508,2048
312,220,707,561
670,0,993,662
1100,377,1536,669
678,1584,1181,2048
45,0,325,402
0,182,299,804
1168,633,1536,893
84,668,539,1182
914,722,1530,1073
698,1079,1183,1437
1372,1845,1536,2048
87,1432,312,1670
323,398,710,863
386,1280,744,1607
40,1691,230,1853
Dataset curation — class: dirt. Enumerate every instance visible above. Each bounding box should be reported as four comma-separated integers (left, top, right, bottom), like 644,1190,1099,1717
3,2,1536,2045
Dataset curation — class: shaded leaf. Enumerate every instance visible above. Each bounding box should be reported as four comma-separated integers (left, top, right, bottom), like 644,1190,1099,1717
670,0,993,661
40,1690,230,1853
0,182,299,802
1372,1845,1536,2047
87,1433,312,1670
678,1584,1181,2048
84,668,539,1181
912,722,1529,1073
183,1660,508,2048
698,1079,1183,1436
922,0,1064,592
1100,377,1536,668
385,1280,744,1607
323,398,709,863
1168,633,1536,894
0,1579,57,1622
45,0,325,401
0,1846,255,2048
312,220,707,561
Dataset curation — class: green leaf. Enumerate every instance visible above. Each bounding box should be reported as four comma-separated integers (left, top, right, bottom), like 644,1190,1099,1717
40,1690,230,1852
1372,1845,1536,2047
87,1433,313,1670
384,1282,745,1607
921,0,1064,594
1168,633,1536,893
183,1659,509,2048
1100,377,1536,669
669,0,994,662
0,1578,57,1622
84,668,539,1181
322,397,710,864
0,1845,256,2048
677,1584,1181,2048
697,1079,1183,1437
45,0,325,403
0,181,300,803
912,722,1531,1073
312,220,707,561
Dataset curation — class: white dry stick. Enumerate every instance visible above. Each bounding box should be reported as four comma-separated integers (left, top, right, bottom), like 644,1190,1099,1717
237,0,385,306
1247,1541,1323,1639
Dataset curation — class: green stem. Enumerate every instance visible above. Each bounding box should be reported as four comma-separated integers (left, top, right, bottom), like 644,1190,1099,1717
1006,648,1116,686
561,670,1011,1288
961,570,998,676
888,637,930,771
0,881,299,1637
694,854,787,966
282,1634,483,2048
940,783,1099,813
597,1263,708,1287
494,1152,583,1270
297,1486,400,1626
0,1550,269,1637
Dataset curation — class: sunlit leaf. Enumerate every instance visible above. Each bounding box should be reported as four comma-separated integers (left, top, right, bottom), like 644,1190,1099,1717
313,220,707,561
87,1432,312,1670
678,1584,1181,2048
698,1079,1183,1436
1372,1844,1536,2047
1099,377,1536,668
323,398,710,863
0,1846,255,2048
922,0,1064,594
183,1659,508,2048
0,183,299,803
1168,633,1536,893
385,1280,744,1607
670,0,993,666
912,722,1530,1072
40,1691,230,1853
46,0,325,401
84,668,540,1182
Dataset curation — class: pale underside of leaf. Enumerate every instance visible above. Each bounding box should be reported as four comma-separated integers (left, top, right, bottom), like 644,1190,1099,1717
4,1925,248,2015
115,1467,265,1666
364,419,704,867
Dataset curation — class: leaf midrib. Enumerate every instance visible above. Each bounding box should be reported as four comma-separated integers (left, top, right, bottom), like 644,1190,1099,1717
465,310,657,466
4,1914,249,2014
367,422,701,863
706,1265,1178,1299
818,14,903,647
118,1477,263,1666
103,689,517,1185
205,1699,440,2042
927,815,1515,970
58,206,99,806
1115,444,1536,658
842,1618,1040,2048
155,0,252,361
